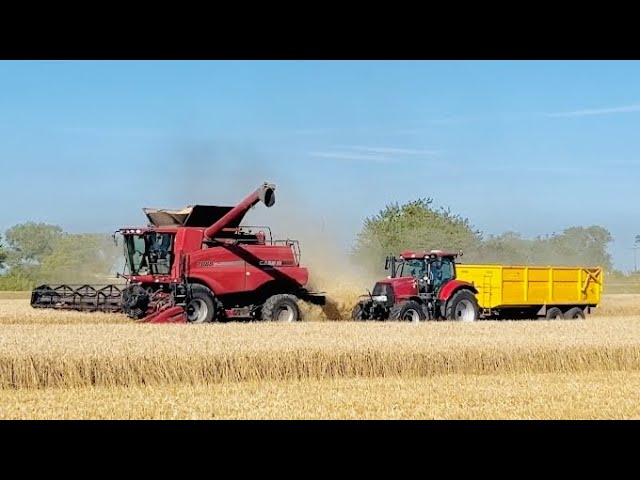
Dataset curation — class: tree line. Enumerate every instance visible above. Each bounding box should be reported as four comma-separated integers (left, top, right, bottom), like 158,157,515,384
0,223,119,290
0,197,627,290
350,197,617,276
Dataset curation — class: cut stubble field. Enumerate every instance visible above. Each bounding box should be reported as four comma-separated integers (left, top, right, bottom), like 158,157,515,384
1,293,640,419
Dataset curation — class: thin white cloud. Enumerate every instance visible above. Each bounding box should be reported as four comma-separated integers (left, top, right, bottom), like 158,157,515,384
308,151,397,164
286,128,342,136
485,165,597,174
548,103,640,118
53,127,164,138
346,146,442,155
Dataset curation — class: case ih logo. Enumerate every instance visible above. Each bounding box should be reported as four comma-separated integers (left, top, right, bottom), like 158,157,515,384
259,260,283,267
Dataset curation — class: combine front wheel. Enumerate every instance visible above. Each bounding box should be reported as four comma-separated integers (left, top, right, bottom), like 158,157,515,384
186,285,222,324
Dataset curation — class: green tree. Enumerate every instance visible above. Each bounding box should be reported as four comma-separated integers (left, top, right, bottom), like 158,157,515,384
0,234,7,270
38,233,120,283
544,226,613,269
472,225,613,269
351,198,481,274
4,222,63,267
1,222,120,285
468,231,536,264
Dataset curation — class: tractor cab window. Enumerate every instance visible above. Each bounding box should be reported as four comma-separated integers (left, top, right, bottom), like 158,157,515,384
428,257,455,289
124,232,174,275
401,259,427,279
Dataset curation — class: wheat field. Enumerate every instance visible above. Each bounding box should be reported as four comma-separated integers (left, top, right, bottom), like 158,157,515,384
2,372,640,420
1,293,639,419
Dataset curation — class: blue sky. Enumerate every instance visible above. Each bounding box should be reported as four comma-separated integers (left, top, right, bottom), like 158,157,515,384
1,60,639,271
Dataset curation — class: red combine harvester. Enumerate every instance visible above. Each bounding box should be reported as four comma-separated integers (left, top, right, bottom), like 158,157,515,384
30,182,325,323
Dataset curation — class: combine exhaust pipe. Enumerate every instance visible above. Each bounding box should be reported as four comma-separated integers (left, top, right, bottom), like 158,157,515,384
204,182,275,240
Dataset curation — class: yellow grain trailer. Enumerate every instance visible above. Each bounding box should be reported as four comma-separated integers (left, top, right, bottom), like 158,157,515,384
455,264,603,319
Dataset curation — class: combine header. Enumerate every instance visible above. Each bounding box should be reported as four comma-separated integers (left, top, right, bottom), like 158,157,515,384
31,182,325,323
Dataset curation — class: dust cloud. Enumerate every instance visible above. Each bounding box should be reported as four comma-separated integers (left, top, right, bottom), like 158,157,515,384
248,182,380,321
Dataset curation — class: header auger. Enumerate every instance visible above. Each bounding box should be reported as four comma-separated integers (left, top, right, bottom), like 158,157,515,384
31,182,325,323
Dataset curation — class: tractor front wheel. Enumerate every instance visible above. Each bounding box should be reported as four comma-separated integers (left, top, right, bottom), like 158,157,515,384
389,300,426,323
351,302,369,321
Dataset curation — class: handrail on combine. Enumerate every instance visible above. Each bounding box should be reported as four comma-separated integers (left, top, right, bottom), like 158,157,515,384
273,239,301,264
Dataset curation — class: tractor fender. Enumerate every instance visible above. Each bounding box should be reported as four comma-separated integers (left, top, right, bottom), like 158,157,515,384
395,295,425,304
438,280,478,302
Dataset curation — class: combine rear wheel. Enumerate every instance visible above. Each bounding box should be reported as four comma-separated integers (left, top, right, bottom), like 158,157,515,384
261,294,301,322
186,285,222,324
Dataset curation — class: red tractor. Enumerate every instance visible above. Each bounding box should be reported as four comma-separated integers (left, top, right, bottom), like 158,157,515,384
31,182,325,323
352,250,479,322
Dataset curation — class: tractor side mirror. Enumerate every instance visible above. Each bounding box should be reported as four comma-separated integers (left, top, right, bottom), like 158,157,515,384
112,232,118,246
384,256,390,270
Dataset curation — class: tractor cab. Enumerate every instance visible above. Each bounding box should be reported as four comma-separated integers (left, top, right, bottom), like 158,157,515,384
386,250,461,294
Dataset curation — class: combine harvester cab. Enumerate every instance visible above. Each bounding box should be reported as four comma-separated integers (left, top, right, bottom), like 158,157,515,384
352,250,603,322
31,182,326,323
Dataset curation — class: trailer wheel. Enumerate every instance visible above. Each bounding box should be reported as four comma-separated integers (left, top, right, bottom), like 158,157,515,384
563,307,585,320
261,294,301,322
389,300,426,322
445,289,479,322
186,285,221,324
545,307,564,320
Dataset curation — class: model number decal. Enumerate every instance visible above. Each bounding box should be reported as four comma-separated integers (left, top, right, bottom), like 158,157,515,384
195,260,291,268
197,260,244,268
198,261,217,268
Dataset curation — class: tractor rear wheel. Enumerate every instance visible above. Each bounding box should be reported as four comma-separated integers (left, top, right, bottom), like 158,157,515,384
563,306,585,320
261,294,302,322
389,300,426,322
185,285,222,324
445,289,480,322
